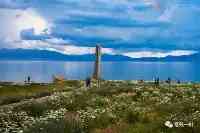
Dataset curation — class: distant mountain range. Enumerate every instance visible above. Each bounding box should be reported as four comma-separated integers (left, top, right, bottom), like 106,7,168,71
0,49,199,61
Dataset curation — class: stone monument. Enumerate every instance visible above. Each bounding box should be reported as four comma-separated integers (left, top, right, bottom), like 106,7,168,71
93,45,101,80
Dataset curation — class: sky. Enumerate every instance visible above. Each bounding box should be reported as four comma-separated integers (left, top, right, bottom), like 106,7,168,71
0,0,200,58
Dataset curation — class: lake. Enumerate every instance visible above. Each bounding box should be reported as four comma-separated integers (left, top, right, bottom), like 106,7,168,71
0,61,199,83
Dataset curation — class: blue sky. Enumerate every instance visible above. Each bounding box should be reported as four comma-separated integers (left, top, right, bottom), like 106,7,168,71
0,0,200,58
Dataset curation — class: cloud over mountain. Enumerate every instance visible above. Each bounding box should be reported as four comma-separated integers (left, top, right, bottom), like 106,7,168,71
0,0,200,59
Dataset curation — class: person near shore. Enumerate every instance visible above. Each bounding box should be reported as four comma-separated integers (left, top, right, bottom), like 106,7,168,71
86,77,91,88
166,77,171,84
154,77,160,86
27,76,31,83
24,76,31,84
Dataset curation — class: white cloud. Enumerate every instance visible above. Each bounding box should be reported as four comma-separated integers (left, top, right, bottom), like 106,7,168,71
122,50,198,58
2,36,197,58
0,8,51,41
158,5,177,22
45,38,71,44
143,0,158,8
16,9,50,35
0,0,200,54
2,38,114,55
0,0,28,9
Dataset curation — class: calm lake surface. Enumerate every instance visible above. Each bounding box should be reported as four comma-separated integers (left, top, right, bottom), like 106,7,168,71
0,61,200,83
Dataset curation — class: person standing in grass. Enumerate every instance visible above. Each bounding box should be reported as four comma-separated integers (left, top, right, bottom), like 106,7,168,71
154,77,159,86
166,77,171,84
86,77,91,88
28,76,31,84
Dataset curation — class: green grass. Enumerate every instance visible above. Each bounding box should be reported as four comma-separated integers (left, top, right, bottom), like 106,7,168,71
0,80,83,105
0,80,200,133
24,117,84,133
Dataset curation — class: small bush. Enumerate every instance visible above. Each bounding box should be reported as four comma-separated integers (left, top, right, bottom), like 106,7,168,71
24,117,84,133
65,92,91,111
124,110,140,124
0,96,24,105
19,102,48,117
87,112,116,131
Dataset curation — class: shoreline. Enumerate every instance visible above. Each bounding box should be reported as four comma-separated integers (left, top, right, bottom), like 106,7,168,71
0,79,198,86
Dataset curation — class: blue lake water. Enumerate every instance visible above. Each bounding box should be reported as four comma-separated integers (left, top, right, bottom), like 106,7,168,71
0,61,200,83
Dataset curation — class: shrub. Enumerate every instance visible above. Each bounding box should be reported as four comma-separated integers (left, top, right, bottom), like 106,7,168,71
0,96,24,105
87,112,116,131
24,117,84,133
124,110,140,124
19,102,49,117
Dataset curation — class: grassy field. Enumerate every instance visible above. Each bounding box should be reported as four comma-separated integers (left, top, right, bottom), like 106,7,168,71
0,80,82,105
0,80,200,133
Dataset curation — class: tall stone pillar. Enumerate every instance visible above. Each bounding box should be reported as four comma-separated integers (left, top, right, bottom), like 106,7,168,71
93,45,101,80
